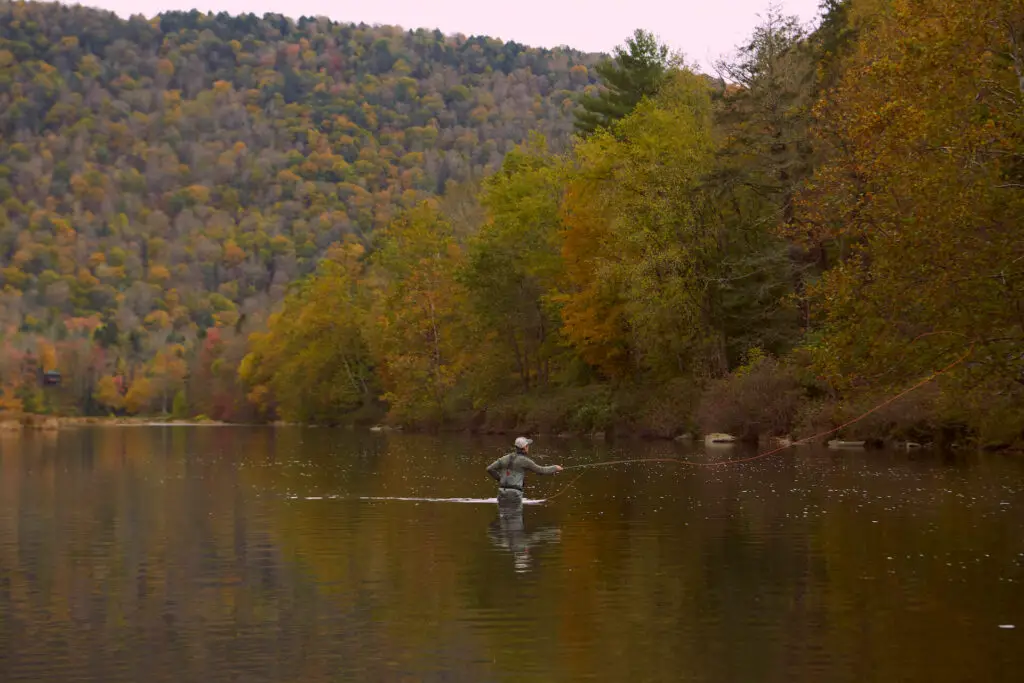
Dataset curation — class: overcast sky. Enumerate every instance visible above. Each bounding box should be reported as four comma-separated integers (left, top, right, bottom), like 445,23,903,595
79,0,824,70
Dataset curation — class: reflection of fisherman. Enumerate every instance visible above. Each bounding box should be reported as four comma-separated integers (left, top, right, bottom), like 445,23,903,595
485,436,562,505
488,505,562,573
486,437,563,571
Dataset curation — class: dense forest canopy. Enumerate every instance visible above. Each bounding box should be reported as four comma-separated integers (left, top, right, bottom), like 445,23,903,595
2,0,1023,449
0,1,602,418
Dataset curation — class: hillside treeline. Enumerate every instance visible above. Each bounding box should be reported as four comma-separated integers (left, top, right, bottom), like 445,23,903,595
240,0,1024,447
0,1,599,418
4,0,1024,448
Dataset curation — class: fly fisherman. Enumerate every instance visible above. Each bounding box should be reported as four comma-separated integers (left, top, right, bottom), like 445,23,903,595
486,437,562,505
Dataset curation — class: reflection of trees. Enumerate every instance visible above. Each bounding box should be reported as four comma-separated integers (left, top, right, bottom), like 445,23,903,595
0,428,423,681
0,431,1021,682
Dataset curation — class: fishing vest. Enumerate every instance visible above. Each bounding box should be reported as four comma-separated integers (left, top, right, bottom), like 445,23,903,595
499,450,521,490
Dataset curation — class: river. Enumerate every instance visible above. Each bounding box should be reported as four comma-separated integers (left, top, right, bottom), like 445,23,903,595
0,426,1021,682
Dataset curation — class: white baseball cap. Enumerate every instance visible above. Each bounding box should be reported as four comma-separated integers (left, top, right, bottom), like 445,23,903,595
514,436,533,449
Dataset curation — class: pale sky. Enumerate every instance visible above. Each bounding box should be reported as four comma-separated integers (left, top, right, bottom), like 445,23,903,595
78,0,824,71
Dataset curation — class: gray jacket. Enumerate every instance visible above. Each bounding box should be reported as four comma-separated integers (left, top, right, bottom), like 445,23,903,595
486,449,559,491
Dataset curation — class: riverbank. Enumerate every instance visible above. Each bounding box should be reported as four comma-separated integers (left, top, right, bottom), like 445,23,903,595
367,371,1024,452
3,390,1019,453
0,413,238,432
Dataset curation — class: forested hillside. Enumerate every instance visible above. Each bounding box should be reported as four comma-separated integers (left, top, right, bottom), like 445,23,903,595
3,0,1022,449
238,0,1024,448
0,1,600,418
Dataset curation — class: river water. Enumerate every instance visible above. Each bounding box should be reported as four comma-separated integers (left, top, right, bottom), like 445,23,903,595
0,427,1022,682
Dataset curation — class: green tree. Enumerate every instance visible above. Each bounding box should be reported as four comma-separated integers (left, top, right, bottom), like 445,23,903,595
704,3,811,364
171,389,189,419
563,71,722,378
458,134,568,396
573,29,674,137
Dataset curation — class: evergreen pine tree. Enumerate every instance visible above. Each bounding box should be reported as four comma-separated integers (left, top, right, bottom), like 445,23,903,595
573,29,672,137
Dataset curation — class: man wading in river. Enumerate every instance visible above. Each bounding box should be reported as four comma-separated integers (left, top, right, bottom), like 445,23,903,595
486,437,562,505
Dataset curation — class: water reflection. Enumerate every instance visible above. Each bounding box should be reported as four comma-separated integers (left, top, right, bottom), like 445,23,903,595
0,427,1023,683
488,496,562,573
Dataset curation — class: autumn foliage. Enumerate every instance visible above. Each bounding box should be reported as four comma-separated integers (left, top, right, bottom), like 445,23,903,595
3,1,1023,446
0,1,598,418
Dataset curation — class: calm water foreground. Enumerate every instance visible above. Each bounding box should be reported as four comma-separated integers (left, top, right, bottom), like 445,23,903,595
0,427,1022,682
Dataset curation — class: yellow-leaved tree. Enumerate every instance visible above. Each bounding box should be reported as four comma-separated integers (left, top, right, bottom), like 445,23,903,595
558,70,722,380
238,238,378,424
789,0,1024,443
367,201,468,424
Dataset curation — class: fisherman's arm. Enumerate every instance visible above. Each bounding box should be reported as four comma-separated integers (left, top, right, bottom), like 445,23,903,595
522,457,562,474
486,456,505,481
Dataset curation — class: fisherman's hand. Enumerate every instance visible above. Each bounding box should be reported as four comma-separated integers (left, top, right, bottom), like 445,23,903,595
555,465,563,472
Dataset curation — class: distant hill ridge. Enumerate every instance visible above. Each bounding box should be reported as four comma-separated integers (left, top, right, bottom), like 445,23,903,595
0,1,600,339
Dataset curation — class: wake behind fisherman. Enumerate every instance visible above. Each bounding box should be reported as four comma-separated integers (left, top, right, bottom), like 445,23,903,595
486,437,562,507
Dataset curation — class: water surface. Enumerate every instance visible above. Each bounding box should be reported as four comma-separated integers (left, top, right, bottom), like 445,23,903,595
0,427,1022,682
